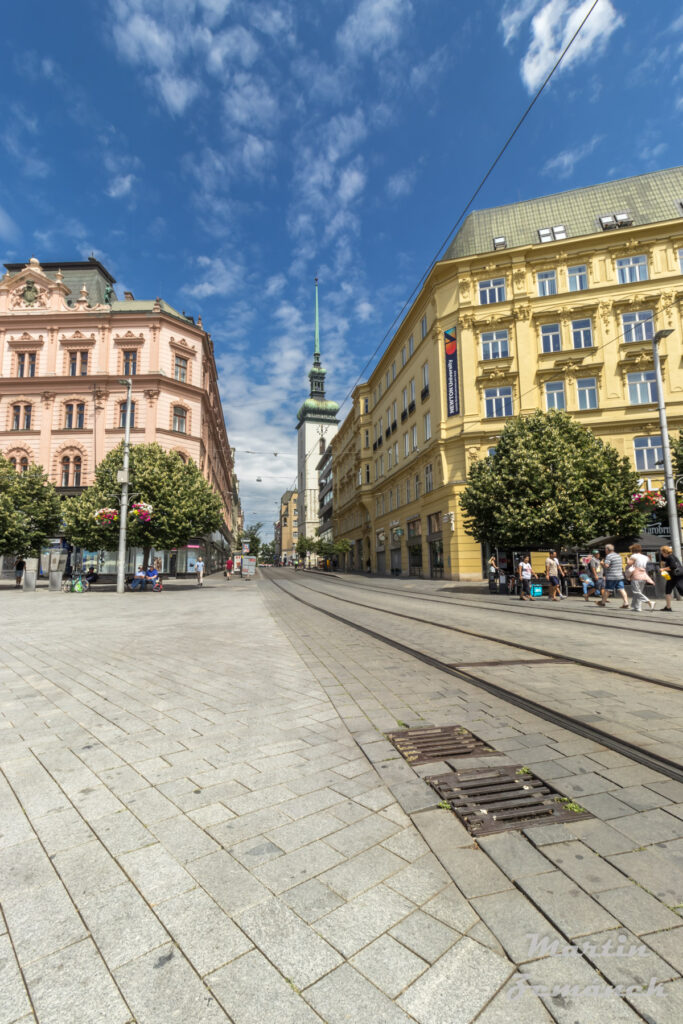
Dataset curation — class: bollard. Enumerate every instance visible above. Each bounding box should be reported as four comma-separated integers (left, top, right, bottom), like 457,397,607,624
49,571,63,592
23,570,37,592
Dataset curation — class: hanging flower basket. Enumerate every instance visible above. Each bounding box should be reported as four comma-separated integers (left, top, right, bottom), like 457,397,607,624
630,490,666,513
131,501,153,523
94,507,119,524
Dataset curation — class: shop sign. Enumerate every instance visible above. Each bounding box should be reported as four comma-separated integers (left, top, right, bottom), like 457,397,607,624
444,327,460,417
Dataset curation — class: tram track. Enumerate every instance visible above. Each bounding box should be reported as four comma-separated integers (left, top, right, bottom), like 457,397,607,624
266,572,683,785
317,572,683,641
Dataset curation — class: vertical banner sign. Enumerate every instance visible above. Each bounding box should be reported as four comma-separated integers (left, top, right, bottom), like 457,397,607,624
444,327,460,416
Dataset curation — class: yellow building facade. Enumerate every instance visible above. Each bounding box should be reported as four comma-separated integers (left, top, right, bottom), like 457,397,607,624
332,167,683,580
274,489,299,563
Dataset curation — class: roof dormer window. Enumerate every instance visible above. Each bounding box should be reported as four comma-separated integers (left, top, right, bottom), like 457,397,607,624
493,236,507,250
599,211,632,230
538,225,566,243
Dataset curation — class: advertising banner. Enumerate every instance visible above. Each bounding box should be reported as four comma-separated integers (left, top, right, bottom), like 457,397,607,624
241,555,257,577
444,327,460,416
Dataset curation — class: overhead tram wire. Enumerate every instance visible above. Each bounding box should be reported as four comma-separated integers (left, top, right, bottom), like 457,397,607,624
292,0,602,485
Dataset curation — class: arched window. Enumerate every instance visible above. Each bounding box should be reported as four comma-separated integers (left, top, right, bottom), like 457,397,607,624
20,457,28,473
73,456,82,486
119,401,135,428
9,457,17,469
61,456,70,486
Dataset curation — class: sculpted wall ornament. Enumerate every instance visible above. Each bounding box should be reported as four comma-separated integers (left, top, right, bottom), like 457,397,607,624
598,300,613,332
40,391,56,403
512,304,531,322
9,280,49,309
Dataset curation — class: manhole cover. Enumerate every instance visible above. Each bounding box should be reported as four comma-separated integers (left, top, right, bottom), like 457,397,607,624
385,725,502,765
424,764,593,836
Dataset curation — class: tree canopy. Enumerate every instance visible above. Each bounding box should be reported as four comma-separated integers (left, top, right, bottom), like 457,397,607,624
0,457,62,557
62,443,223,555
239,522,263,558
459,411,648,549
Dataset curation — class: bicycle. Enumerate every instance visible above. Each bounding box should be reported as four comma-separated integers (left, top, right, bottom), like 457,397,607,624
61,571,90,593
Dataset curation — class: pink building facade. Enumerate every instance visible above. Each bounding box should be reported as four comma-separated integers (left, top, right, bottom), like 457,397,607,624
0,257,238,573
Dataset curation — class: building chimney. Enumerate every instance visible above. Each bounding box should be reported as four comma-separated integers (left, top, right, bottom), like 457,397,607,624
124,291,134,300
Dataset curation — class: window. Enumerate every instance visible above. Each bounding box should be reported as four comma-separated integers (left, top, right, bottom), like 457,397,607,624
421,315,428,339
538,225,566,242
69,352,77,376
568,264,588,291
392,400,397,423
404,432,409,457
378,380,382,398
401,346,407,367
487,447,497,457
119,401,136,428
545,381,565,410
484,387,513,418
628,371,657,405
411,425,418,450
80,352,88,376
388,447,393,469
408,335,414,356
385,371,390,390
622,311,654,343
577,377,598,410
424,412,431,441
363,398,369,413
17,352,36,378
388,490,394,512
679,248,683,273
76,403,84,429
364,429,369,448
572,318,593,349
422,362,429,389
479,278,506,304
409,379,415,402
634,435,662,472
365,464,370,484
493,236,507,250
65,403,85,429
379,455,384,476
73,457,82,485
61,456,70,487
599,211,632,230
391,362,396,381
22,404,31,429
378,416,383,437
394,441,399,464
481,330,509,360
175,355,188,382
173,406,187,433
406,478,411,503
123,350,137,375
402,387,408,412
415,473,421,499
541,323,561,353
616,255,648,284
425,464,433,493
19,457,28,473
537,270,557,296
68,352,88,376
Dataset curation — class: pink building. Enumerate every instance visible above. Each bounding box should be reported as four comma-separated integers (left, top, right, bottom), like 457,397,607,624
0,256,237,572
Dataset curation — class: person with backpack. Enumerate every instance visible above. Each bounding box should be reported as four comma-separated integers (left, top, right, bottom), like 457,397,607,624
659,545,683,612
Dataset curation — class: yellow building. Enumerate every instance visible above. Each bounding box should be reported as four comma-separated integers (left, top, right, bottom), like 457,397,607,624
332,166,683,580
274,489,299,563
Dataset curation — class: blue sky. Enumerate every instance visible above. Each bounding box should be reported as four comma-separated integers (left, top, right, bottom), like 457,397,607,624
1,0,681,536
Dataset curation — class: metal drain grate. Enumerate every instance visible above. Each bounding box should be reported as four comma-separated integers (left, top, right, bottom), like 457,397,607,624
385,725,502,765
424,764,593,836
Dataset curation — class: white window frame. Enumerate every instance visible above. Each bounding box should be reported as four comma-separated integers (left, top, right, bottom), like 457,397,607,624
571,318,593,349
410,379,415,402
481,330,509,361
627,371,657,405
537,270,557,296
616,254,648,284
408,335,414,356
545,381,565,411
568,264,588,292
425,464,433,493
402,387,408,411
541,323,561,353
484,386,513,419
421,314,428,339
577,377,598,411
411,424,418,450
634,435,662,472
401,346,407,367
479,277,506,304
424,412,431,441
422,362,429,389
622,311,654,344
404,432,409,457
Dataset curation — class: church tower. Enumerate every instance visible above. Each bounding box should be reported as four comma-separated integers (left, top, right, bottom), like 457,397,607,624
296,279,339,541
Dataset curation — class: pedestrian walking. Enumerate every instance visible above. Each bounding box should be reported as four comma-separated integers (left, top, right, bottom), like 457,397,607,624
225,556,233,580
517,555,537,601
659,545,683,611
545,550,565,601
14,557,25,589
603,544,629,608
195,556,205,587
625,544,655,612
588,549,607,606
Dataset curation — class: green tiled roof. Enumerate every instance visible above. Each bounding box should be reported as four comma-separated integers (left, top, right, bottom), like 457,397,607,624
110,299,192,321
444,165,683,260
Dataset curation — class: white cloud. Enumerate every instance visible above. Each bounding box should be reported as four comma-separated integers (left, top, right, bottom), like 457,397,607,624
409,46,447,91
356,300,374,322
504,0,624,93
265,273,286,297
224,72,279,130
155,72,202,115
0,204,18,242
386,168,415,199
185,255,244,298
541,133,602,177
338,161,366,205
1,106,50,179
107,173,136,198
206,25,260,73
337,0,413,59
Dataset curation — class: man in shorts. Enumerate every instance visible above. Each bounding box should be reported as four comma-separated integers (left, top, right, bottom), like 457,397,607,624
603,543,629,608
545,550,565,601
588,549,607,606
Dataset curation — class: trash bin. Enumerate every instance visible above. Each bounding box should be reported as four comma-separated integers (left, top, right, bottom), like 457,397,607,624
498,572,509,595
23,557,39,592
49,551,68,591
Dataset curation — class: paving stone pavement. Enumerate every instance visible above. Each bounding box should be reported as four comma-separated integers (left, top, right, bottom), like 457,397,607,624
0,573,680,1024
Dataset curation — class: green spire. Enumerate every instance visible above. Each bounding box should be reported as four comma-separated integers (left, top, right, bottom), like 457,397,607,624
314,276,320,361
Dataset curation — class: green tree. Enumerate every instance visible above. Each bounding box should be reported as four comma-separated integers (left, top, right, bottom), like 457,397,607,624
239,522,263,559
459,411,647,549
63,443,223,562
296,535,315,558
259,541,275,563
0,458,62,557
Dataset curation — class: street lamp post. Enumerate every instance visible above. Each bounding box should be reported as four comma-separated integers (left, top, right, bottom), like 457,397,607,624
116,378,133,594
652,330,681,562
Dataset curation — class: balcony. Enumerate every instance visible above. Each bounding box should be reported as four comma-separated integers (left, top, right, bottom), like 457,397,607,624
421,386,430,402
385,427,391,439
372,441,377,451
391,420,397,433
401,409,408,422
377,436,383,448
408,400,416,415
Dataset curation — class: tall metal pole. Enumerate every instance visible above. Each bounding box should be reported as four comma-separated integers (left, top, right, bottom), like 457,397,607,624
652,331,681,562
116,379,133,594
